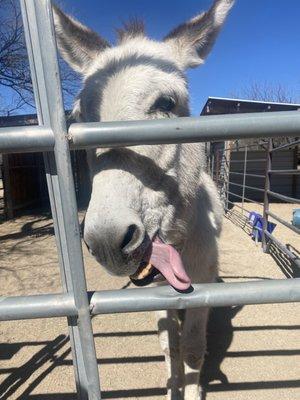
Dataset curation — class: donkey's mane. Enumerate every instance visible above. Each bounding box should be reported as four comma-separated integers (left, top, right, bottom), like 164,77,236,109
116,18,145,43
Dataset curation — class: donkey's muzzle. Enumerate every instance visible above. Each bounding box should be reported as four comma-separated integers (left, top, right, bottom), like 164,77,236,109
83,211,147,274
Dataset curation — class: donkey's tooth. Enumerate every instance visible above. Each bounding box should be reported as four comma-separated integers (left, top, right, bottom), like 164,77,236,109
130,263,153,280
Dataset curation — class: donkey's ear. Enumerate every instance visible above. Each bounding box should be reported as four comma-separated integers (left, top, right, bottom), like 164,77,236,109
52,5,110,73
164,0,234,69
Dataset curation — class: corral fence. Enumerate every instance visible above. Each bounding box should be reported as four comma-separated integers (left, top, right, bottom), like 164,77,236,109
0,1,300,399
209,137,300,272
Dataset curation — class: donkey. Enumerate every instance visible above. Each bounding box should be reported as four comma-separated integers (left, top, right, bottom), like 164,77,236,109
53,1,234,398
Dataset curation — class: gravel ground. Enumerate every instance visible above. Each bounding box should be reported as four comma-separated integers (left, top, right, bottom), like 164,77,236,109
0,203,299,399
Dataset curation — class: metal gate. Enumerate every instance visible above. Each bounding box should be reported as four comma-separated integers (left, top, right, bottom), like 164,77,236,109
211,139,300,271
0,1,300,399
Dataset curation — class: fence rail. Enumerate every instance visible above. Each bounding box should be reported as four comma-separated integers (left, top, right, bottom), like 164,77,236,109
0,0,299,399
1,111,300,154
2,279,300,322
230,171,265,179
211,133,300,273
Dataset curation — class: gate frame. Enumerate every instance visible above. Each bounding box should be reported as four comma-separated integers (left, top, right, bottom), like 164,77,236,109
212,139,300,269
0,1,300,399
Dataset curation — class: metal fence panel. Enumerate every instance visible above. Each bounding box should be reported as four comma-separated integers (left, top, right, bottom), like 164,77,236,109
211,138,300,270
0,1,299,399
20,0,101,398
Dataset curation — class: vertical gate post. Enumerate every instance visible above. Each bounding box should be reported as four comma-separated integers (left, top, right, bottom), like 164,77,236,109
241,145,248,215
225,142,231,210
262,139,272,252
20,1,101,399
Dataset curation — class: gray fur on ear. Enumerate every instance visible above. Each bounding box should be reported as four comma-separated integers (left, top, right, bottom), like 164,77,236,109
53,4,110,73
164,0,234,69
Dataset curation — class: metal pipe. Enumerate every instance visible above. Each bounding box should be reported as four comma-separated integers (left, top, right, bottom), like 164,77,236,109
90,279,300,314
230,172,265,179
271,138,300,152
230,158,266,163
269,169,300,175
227,191,263,205
267,190,300,204
241,145,248,214
21,1,101,399
0,126,54,153
262,139,272,252
0,293,76,321
0,113,299,154
266,210,300,235
225,142,231,209
69,110,300,149
229,181,265,193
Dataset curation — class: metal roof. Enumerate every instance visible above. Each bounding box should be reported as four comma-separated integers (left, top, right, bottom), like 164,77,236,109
200,96,300,116
0,111,72,128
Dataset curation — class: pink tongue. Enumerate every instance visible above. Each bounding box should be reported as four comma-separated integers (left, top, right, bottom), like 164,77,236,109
149,238,191,291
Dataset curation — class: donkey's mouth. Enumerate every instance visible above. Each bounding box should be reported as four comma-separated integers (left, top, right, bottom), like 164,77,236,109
130,237,191,291
129,262,159,287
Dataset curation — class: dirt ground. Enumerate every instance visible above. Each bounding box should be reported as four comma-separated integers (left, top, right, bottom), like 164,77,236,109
0,203,299,399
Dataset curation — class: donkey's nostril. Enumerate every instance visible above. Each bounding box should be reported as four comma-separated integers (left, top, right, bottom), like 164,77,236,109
121,224,139,250
84,213,145,261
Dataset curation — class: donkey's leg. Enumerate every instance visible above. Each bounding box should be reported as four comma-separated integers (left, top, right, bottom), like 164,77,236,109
157,310,184,400
181,307,209,400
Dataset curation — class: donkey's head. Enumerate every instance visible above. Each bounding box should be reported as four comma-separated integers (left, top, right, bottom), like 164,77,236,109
53,0,234,288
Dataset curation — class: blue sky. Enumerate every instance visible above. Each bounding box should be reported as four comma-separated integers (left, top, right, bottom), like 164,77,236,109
3,0,300,116
57,0,300,115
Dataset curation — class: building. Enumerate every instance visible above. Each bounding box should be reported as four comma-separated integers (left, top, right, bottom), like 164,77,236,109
0,113,90,218
201,97,300,202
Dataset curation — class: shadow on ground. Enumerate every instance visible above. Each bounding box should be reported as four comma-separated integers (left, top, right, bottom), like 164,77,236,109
225,207,300,279
1,210,299,398
224,208,252,235
268,242,300,278
1,303,299,399
0,213,53,243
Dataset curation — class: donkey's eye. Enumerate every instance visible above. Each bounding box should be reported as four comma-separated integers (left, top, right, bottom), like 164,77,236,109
151,96,176,113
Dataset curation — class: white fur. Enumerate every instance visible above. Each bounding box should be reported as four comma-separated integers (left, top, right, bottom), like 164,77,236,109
53,1,234,398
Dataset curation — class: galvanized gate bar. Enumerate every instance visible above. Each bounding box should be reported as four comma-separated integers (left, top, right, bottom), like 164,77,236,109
271,138,300,152
1,110,300,154
269,169,300,175
227,190,263,205
20,1,101,399
230,158,266,163
267,190,300,204
215,139,300,262
0,126,53,153
90,279,300,314
69,110,300,149
266,210,300,235
0,293,76,321
230,172,265,179
1,277,300,322
229,181,265,193
0,1,298,399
